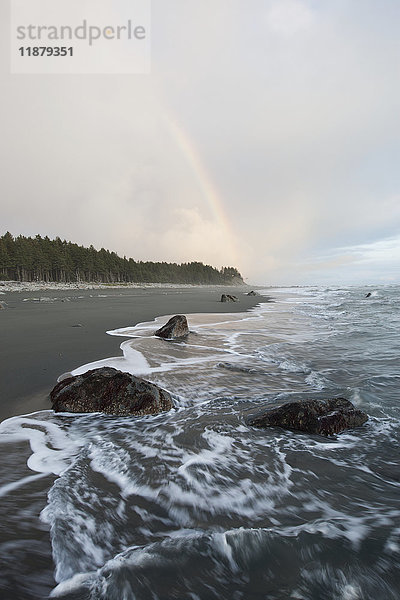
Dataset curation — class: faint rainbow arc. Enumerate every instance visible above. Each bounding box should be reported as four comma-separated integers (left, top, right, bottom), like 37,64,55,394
162,114,239,266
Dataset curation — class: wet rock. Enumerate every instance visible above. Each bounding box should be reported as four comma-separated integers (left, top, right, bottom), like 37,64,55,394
57,371,73,383
50,367,174,416
246,291,258,296
246,397,368,436
221,294,238,303
154,315,189,339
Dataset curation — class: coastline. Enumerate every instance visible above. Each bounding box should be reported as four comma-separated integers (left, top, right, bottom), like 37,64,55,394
0,281,249,293
0,285,269,422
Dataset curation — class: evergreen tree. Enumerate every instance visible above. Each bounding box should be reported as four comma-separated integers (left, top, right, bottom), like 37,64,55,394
0,232,244,285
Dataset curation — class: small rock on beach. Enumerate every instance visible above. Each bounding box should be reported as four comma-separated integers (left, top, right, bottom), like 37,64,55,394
154,315,189,339
221,294,238,303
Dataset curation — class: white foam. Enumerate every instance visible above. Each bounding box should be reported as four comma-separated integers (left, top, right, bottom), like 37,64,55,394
212,531,238,571
0,413,82,475
279,359,310,374
305,371,327,390
71,344,150,377
71,331,239,381
88,440,155,499
0,472,48,498
50,572,94,597
341,583,363,600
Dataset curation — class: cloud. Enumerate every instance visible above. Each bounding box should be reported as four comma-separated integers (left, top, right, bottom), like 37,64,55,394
265,0,315,36
278,235,400,285
337,236,400,266
0,0,399,284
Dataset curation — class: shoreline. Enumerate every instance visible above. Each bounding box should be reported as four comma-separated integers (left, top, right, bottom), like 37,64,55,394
0,281,251,293
0,285,270,422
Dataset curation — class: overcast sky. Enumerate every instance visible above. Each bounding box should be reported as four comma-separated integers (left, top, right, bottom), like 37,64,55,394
1,0,400,284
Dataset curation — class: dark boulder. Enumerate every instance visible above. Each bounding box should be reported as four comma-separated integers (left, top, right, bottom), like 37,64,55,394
50,367,174,416
221,294,238,303
246,397,368,436
154,315,189,339
246,291,258,296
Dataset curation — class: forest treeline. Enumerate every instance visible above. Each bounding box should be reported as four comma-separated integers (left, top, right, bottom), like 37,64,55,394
0,233,243,285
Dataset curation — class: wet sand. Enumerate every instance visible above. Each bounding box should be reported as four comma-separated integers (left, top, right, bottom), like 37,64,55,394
0,286,268,422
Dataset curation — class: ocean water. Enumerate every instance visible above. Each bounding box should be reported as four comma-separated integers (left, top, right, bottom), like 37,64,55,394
1,286,399,600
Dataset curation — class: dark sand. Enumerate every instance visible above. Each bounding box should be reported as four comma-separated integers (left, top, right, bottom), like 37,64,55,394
0,286,268,421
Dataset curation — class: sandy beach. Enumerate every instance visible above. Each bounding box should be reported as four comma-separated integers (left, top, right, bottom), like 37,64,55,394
0,285,267,421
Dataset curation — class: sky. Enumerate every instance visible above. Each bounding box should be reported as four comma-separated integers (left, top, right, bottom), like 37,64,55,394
1,0,400,285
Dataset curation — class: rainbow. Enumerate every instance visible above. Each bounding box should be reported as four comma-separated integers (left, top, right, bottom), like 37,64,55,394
162,113,239,266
